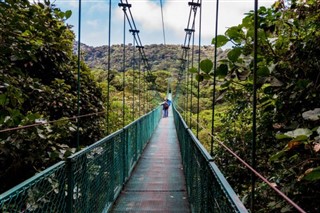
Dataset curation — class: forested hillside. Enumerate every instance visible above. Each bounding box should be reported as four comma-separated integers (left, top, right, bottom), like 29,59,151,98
79,43,220,72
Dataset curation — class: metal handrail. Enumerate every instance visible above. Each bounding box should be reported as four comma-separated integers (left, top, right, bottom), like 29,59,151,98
173,104,248,213
0,107,161,213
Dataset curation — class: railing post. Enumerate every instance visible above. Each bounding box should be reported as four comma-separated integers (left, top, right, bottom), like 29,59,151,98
123,128,128,182
153,108,156,130
105,135,115,204
82,156,90,213
134,121,138,162
110,136,115,202
137,119,142,156
58,167,66,212
66,158,74,213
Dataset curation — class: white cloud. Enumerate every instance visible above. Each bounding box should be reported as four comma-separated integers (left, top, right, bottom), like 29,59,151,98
116,0,162,31
114,0,275,45
83,29,108,46
164,0,275,45
55,0,78,8
56,0,276,46
86,19,99,28
164,1,191,43
88,2,109,14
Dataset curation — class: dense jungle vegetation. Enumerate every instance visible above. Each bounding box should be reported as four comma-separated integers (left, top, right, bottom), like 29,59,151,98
0,0,169,194
0,0,319,212
175,1,320,212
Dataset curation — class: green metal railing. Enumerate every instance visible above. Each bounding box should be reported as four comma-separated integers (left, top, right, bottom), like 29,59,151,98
0,107,161,213
173,105,248,213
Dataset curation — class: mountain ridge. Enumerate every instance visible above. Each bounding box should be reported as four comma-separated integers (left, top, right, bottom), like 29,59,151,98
78,43,224,72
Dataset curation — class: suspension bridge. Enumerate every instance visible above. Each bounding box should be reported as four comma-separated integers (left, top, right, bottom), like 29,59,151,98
0,94,248,212
0,0,309,212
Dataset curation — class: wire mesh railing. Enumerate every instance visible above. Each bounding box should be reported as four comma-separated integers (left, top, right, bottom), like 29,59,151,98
0,107,161,213
173,105,248,213
0,162,67,213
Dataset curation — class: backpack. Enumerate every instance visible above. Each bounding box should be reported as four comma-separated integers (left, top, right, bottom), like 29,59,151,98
163,102,169,109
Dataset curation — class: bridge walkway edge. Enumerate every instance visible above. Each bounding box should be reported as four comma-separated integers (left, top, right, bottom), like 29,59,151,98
110,107,191,212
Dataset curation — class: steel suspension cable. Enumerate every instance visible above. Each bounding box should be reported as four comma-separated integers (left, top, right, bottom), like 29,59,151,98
251,0,258,210
189,3,199,128
0,111,106,133
211,0,219,155
106,0,112,134
210,135,306,213
119,1,147,118
122,7,126,128
187,1,200,129
159,0,166,45
76,0,82,148
120,0,152,75
131,30,136,121
190,31,195,129
143,67,146,114
186,50,190,122
120,0,160,106
196,0,202,138
160,0,170,101
138,51,141,117
183,8,193,48
178,0,198,127
125,1,139,41
145,69,149,113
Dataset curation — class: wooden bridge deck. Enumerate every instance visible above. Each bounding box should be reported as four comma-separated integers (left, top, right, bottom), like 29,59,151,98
111,108,191,212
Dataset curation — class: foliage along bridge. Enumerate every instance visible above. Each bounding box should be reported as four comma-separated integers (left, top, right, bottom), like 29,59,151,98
0,96,248,212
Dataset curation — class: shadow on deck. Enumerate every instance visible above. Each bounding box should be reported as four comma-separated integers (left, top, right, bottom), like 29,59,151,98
111,109,191,212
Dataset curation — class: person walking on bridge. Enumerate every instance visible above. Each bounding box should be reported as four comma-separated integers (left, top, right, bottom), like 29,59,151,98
160,98,169,118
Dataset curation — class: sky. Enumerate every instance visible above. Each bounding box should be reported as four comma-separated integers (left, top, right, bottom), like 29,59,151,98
54,0,276,47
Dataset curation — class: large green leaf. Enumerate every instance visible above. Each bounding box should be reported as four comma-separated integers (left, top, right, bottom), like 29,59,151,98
0,94,9,106
188,67,198,73
200,59,213,73
276,133,291,140
21,30,31,37
216,64,228,78
220,81,230,88
246,28,254,39
195,74,204,82
284,128,312,139
270,150,286,161
257,66,270,77
203,73,211,80
263,85,273,94
212,35,229,47
303,167,320,181
302,108,320,121
65,10,72,19
226,26,243,43
226,26,240,39
227,48,242,62
242,16,253,28
294,135,309,141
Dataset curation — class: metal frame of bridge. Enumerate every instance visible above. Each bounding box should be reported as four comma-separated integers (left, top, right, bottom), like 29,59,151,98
0,104,247,212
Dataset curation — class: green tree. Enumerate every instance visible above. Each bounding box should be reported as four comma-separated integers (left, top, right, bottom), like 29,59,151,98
190,0,320,211
0,0,106,193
